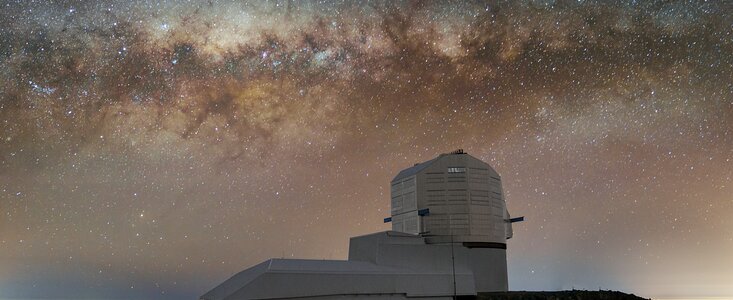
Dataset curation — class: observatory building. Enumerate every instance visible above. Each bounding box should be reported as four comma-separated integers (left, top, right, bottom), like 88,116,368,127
202,150,521,300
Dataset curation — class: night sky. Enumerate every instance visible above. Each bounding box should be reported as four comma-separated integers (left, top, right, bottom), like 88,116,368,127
1,1,732,299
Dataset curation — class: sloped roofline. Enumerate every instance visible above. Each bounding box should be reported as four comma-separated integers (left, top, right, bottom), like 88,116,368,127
392,150,482,182
391,156,440,183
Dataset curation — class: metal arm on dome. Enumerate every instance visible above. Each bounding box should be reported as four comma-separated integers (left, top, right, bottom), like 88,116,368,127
507,216,525,223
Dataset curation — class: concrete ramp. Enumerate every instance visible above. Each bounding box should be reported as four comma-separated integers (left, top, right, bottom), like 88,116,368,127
200,258,475,300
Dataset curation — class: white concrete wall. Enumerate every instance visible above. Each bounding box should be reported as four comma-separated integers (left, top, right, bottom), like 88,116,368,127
349,231,508,293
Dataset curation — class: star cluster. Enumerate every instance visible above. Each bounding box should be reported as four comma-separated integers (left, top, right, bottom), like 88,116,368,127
1,1,732,299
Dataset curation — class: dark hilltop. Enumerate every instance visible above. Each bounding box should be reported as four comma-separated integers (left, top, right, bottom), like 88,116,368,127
476,290,649,300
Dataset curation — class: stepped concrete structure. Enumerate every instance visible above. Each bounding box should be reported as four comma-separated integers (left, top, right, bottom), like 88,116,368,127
201,150,520,300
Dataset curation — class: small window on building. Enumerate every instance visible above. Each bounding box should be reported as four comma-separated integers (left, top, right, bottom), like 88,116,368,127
447,167,466,173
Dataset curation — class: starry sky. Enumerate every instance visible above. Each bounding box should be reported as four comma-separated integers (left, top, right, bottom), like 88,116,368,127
1,1,732,299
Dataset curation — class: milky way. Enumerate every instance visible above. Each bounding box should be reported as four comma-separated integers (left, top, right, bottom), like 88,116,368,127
1,1,732,299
